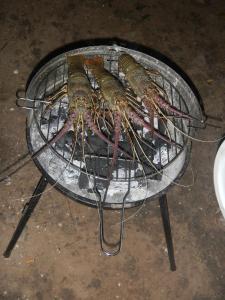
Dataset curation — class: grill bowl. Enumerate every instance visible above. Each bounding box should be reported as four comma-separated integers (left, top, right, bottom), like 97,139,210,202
26,45,203,208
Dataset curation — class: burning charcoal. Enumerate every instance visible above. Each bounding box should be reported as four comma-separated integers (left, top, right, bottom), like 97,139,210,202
55,131,73,150
94,178,109,191
78,172,89,189
119,141,133,157
58,107,67,119
49,115,61,127
40,117,49,125
86,135,109,156
135,168,144,178
64,130,74,146
84,157,109,178
154,138,169,150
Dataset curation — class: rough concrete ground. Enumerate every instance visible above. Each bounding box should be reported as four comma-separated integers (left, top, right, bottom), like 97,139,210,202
0,0,225,299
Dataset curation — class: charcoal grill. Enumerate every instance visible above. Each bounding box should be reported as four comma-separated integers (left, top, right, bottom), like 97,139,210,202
3,45,203,270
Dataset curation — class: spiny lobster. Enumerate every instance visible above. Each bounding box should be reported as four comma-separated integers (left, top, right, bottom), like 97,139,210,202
85,56,178,174
118,53,193,127
43,54,131,159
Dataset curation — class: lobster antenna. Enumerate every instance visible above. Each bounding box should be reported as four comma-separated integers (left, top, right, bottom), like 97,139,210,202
150,97,223,143
123,113,195,188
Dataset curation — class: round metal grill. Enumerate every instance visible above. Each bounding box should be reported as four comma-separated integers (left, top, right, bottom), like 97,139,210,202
26,45,202,208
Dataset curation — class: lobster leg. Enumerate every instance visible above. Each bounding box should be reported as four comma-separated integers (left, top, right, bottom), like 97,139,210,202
149,92,192,120
127,108,179,147
33,112,77,159
84,111,132,159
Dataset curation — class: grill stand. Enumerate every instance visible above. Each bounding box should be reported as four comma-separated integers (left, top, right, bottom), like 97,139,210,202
159,194,176,271
3,176,48,258
3,176,176,271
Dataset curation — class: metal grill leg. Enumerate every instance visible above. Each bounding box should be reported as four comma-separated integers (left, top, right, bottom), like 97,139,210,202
3,176,47,258
159,194,176,271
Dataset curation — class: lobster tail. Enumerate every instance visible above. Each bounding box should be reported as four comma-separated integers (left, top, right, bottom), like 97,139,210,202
118,53,140,74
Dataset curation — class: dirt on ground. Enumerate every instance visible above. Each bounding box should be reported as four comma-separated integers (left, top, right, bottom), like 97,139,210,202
1,0,225,299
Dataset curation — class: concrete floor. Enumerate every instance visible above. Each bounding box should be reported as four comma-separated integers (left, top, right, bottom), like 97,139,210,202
1,0,225,299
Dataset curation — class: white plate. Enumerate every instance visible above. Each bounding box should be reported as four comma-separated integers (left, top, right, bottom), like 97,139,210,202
214,139,225,218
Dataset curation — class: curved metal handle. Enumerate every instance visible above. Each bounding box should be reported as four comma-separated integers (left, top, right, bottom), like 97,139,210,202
16,89,50,110
94,167,131,256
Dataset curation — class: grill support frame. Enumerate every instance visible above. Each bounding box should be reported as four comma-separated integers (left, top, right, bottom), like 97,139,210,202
3,175,176,272
3,176,48,258
3,44,203,268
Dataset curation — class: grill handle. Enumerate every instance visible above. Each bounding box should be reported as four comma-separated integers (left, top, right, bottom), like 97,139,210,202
16,89,50,110
94,169,131,256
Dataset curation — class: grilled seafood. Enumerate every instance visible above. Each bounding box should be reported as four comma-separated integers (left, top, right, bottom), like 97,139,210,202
43,54,131,158
118,53,192,121
85,56,178,174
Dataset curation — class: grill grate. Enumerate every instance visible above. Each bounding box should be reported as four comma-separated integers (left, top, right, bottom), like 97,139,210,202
30,52,190,182
25,45,203,206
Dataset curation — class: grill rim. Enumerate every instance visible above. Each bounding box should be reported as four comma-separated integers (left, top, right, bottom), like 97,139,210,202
25,44,202,208
27,47,195,180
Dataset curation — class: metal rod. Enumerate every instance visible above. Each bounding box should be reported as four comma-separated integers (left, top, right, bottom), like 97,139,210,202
94,163,132,256
3,176,48,258
159,194,176,271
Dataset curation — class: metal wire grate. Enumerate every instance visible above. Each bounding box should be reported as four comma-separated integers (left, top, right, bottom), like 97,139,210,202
30,51,190,182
